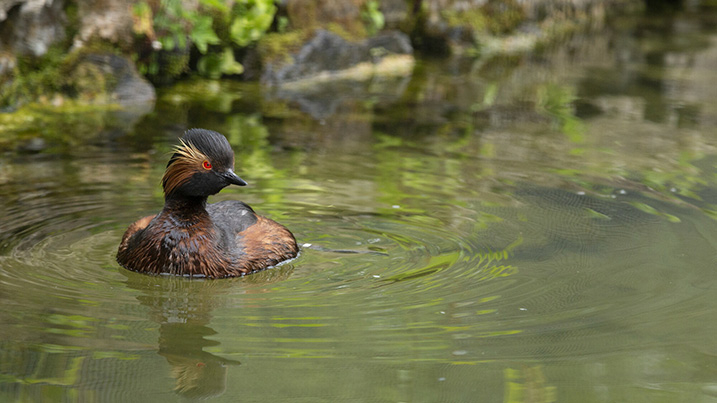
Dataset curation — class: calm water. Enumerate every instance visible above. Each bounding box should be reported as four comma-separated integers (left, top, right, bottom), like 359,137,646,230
2,7,717,403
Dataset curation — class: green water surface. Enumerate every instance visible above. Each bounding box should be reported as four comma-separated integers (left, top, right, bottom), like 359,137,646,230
2,7,717,403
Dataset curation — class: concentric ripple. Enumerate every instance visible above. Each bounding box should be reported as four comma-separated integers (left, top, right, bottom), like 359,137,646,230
2,152,717,402
202,183,717,366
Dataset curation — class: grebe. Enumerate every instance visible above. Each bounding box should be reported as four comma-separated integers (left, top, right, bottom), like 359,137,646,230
117,128,298,278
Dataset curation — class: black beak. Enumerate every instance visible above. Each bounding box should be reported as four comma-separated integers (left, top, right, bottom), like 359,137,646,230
223,169,248,186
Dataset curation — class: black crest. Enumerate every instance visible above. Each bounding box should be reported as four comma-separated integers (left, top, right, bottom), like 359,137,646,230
168,129,235,169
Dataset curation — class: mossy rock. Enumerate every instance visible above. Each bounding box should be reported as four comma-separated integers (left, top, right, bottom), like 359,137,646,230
285,0,366,36
67,53,155,105
258,18,375,69
1,43,155,109
258,30,309,67
438,0,526,40
260,29,413,85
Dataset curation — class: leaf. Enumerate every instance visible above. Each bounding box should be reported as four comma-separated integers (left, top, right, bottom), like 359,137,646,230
219,47,244,75
229,0,277,46
131,2,154,37
160,36,175,51
199,0,230,13
190,15,220,54
197,47,243,79
629,201,681,223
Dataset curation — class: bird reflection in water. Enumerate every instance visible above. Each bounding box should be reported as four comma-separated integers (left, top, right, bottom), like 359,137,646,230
122,265,294,399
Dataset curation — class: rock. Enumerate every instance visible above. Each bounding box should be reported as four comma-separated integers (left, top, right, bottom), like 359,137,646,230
379,0,413,30
417,0,642,54
271,69,412,120
366,30,413,55
262,29,414,120
285,0,364,33
73,0,135,48
0,0,66,64
0,1,160,109
69,53,156,106
262,29,413,85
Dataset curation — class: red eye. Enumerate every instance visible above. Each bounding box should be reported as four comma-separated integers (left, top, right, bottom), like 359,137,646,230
202,160,212,170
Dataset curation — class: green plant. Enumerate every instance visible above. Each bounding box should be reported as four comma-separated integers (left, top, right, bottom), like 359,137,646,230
197,47,244,79
1,47,68,107
132,0,277,80
361,0,385,36
229,0,277,46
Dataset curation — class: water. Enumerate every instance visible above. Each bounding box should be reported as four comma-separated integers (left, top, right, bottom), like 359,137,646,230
2,7,717,403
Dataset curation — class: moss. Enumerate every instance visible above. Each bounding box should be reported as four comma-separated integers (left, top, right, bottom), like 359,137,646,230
0,37,135,109
325,22,367,42
0,101,121,152
284,0,368,39
285,0,321,31
0,0,102,108
482,0,526,35
69,38,124,61
442,8,489,33
257,30,308,65
257,19,377,70
64,2,81,43
64,44,124,100
69,61,118,103
441,0,526,36
158,50,191,81
1,46,69,109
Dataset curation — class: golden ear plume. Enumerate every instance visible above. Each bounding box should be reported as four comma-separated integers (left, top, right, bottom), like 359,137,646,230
172,139,206,164
162,139,209,196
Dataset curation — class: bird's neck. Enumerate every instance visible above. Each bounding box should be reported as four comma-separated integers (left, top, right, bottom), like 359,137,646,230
162,194,209,223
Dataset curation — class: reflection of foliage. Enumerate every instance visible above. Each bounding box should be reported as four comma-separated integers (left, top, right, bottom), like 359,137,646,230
0,102,121,151
159,78,244,112
536,83,585,142
218,113,294,213
157,80,287,195
472,237,522,279
382,237,522,283
629,201,681,223
640,153,705,200
504,366,556,403
218,113,273,172
223,114,270,149
0,350,86,386
471,82,499,112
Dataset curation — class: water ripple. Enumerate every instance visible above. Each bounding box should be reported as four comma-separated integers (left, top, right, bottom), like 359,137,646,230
0,172,715,369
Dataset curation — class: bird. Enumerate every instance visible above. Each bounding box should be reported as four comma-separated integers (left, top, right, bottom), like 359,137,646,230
117,128,298,278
